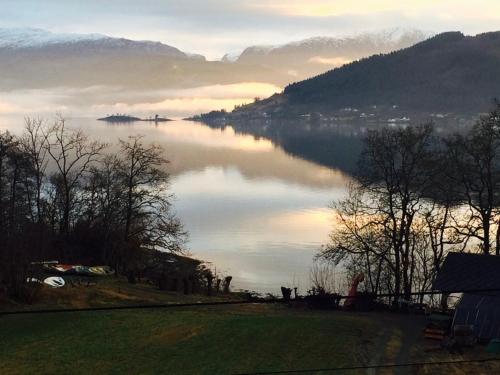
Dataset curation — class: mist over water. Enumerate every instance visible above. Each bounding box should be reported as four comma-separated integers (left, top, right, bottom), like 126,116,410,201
0,83,282,119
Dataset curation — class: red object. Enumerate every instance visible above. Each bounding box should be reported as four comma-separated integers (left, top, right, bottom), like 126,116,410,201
343,273,365,308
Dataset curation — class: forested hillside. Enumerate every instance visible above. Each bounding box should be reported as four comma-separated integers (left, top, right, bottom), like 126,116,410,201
235,32,500,116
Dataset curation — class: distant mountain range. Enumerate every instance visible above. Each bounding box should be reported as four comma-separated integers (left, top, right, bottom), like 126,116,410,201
223,29,431,80
0,28,107,48
231,32,500,117
0,28,205,57
0,27,429,91
0,28,228,90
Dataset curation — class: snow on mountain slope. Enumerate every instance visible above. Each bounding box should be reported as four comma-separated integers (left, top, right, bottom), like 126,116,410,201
0,27,206,59
234,28,432,62
0,28,106,48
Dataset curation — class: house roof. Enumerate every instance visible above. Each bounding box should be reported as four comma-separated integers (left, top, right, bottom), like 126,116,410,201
433,252,500,292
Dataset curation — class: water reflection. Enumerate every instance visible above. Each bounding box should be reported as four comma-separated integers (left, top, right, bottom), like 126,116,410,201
0,116,353,293
203,119,365,173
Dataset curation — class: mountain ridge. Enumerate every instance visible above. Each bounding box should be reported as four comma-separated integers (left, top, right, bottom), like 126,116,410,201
0,27,203,59
234,28,431,62
228,31,500,118
0,28,106,48
0,27,434,93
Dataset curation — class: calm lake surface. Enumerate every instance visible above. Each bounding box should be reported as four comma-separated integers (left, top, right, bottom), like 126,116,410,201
0,116,352,294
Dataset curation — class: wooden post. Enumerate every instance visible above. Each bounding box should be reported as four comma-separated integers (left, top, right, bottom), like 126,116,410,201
223,276,232,294
206,274,214,296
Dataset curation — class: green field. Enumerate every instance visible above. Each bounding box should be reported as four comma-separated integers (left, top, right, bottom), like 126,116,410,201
0,305,376,375
2,279,499,375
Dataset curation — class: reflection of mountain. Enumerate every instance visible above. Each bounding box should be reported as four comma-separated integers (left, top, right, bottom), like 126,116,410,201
25,117,349,189
202,120,364,174
156,122,355,188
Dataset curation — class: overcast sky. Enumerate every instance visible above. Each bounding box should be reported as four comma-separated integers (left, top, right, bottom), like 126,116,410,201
2,0,500,58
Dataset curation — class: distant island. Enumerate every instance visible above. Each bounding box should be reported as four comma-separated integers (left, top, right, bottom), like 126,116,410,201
98,114,172,123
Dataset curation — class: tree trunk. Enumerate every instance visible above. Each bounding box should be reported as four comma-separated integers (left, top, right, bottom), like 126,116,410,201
483,215,491,254
496,219,500,256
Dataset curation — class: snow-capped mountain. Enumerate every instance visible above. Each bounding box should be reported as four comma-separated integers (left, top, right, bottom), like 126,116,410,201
0,28,221,91
0,27,204,59
0,28,106,48
0,27,432,92
234,28,431,64
224,28,431,82
0,28,282,91
221,52,239,63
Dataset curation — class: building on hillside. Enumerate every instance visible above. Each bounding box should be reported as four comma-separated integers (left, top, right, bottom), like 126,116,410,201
433,252,500,341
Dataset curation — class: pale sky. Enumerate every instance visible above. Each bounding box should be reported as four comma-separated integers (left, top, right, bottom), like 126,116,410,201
2,0,500,58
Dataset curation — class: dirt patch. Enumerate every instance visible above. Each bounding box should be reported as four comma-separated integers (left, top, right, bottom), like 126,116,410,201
144,325,205,345
38,286,91,308
98,287,147,302
385,329,403,359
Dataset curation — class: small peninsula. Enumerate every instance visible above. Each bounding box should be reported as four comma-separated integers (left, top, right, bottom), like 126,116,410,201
98,114,172,123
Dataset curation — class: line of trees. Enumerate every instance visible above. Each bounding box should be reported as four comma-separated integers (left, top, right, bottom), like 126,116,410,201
0,117,186,300
320,102,500,300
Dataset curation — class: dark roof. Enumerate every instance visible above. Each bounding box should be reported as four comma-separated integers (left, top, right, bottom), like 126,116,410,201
433,252,500,292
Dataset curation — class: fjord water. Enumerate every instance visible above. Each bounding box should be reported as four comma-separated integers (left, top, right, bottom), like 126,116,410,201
0,117,351,294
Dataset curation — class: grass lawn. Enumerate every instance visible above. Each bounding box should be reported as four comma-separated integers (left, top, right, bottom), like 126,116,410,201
0,305,377,375
3,279,499,374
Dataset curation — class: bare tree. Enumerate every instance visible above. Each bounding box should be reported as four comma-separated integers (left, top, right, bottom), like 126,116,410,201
43,116,106,236
309,260,343,294
422,202,468,273
443,103,500,255
0,131,37,299
321,184,393,295
19,117,48,224
117,136,186,278
320,124,460,300
120,136,168,242
0,131,14,231
0,119,191,298
357,124,435,298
